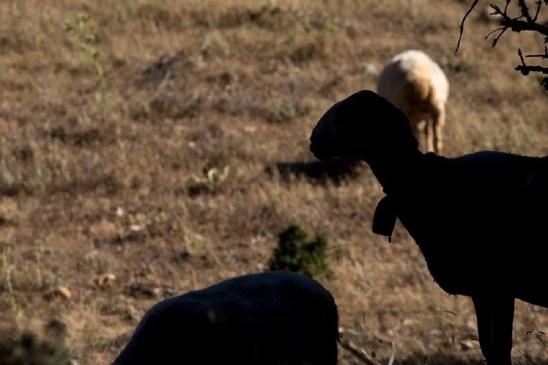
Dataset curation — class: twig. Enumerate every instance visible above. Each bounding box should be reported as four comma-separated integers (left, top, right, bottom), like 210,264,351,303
338,337,383,365
515,48,548,76
517,0,533,22
151,69,172,102
515,64,548,74
488,3,548,36
525,45,548,58
387,341,397,365
484,24,508,47
455,0,480,53
338,327,394,365
532,0,543,22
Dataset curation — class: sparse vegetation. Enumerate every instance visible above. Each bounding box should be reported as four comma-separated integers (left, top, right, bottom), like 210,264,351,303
0,325,72,365
268,223,333,279
0,239,23,332
0,0,547,364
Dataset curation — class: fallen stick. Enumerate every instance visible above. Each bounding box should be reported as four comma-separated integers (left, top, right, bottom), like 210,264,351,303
338,327,396,365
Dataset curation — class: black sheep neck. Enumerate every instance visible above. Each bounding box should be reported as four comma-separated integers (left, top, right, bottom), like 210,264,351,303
364,148,425,196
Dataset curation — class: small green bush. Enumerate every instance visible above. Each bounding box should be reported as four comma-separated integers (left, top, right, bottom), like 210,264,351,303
268,223,332,279
0,333,71,365
0,320,71,365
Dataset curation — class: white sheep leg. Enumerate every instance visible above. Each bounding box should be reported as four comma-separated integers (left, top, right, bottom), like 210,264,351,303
433,107,445,154
425,120,435,154
409,119,424,152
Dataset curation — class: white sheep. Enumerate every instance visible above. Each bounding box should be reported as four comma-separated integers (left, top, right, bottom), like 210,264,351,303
113,270,339,365
376,49,449,155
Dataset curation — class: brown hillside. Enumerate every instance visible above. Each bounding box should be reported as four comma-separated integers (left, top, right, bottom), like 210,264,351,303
0,1,547,364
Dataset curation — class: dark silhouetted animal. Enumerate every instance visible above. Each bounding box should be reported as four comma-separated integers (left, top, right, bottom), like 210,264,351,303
113,270,339,365
309,89,548,365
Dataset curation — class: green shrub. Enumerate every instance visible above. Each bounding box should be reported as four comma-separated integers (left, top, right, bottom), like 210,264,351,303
0,326,72,365
268,223,332,279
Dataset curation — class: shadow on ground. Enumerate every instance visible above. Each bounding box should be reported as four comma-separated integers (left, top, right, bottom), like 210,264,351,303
265,157,366,184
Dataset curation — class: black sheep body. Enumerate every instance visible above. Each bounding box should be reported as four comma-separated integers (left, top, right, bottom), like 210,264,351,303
113,271,339,365
309,89,548,365
393,151,546,299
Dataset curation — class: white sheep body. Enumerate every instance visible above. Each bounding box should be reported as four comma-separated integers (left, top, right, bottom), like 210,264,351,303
377,49,449,154
113,270,339,365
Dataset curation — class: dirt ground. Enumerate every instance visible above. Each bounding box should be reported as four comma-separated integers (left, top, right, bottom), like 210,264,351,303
1,0,547,364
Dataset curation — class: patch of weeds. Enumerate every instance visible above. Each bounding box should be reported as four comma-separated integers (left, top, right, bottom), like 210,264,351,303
63,13,103,79
287,40,326,63
267,157,365,185
0,6,39,54
189,3,338,32
0,322,72,365
208,7,257,28
267,27,335,64
55,170,123,196
187,166,230,197
200,31,231,61
138,51,186,86
188,3,299,30
48,126,103,147
0,158,54,196
292,9,340,33
45,115,120,147
245,4,300,30
0,239,23,331
262,100,312,124
135,3,188,31
149,94,205,120
127,98,151,121
187,126,240,168
486,123,540,153
145,211,173,238
267,223,333,279
63,13,112,108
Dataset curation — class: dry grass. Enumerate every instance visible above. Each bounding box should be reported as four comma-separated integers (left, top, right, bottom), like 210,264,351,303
0,0,547,364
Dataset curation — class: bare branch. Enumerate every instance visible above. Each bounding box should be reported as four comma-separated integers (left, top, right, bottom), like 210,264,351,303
501,17,548,36
457,1,548,88
515,48,548,76
525,45,548,58
532,0,542,22
518,48,527,66
517,0,533,22
387,341,397,365
489,3,548,36
455,0,480,53
516,64,548,75
484,25,508,47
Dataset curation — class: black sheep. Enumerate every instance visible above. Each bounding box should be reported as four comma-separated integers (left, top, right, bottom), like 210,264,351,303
309,89,548,365
113,270,339,365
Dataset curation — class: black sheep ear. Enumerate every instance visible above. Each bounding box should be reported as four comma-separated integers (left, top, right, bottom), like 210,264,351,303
372,196,397,242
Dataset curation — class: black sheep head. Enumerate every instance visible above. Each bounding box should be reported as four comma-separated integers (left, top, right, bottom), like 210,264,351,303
309,90,419,164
